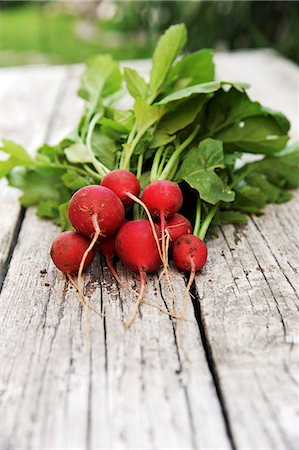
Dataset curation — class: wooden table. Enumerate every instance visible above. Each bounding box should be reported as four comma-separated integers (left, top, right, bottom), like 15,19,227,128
1,51,299,450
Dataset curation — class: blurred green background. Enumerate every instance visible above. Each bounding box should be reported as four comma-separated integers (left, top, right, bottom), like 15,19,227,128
1,0,299,67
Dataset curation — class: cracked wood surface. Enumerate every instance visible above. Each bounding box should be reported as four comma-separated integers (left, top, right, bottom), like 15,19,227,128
194,195,299,449
1,51,299,450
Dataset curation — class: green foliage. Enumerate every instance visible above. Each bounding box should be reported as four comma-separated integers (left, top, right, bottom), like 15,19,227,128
149,24,187,99
1,23,298,238
177,139,235,204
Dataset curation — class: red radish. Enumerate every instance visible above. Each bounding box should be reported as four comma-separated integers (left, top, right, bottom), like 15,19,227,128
68,185,125,298
68,185,125,238
101,169,140,208
115,220,162,328
50,231,103,316
141,180,183,219
173,234,208,360
50,231,95,274
172,234,208,273
96,234,189,320
163,213,193,247
141,180,183,295
141,181,183,258
96,234,116,259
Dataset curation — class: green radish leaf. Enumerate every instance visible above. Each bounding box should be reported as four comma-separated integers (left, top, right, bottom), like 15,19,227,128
235,141,299,188
124,67,148,100
224,152,242,170
203,88,290,154
0,140,34,177
134,129,155,156
177,138,234,204
260,107,290,134
7,167,70,207
36,199,60,221
113,109,135,130
150,96,208,148
61,170,91,190
134,97,166,135
91,130,119,170
219,210,248,224
100,117,128,133
186,171,235,204
204,88,263,134
232,185,267,214
178,138,225,176
218,116,289,154
149,24,187,99
157,81,249,105
139,171,151,190
168,49,215,87
36,143,66,164
150,132,177,149
78,54,122,107
245,173,293,204
58,201,73,230
64,143,93,164
0,140,33,162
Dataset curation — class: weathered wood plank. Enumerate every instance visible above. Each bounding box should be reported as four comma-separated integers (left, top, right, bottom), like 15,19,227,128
194,190,299,449
0,209,230,450
1,51,298,450
0,66,68,286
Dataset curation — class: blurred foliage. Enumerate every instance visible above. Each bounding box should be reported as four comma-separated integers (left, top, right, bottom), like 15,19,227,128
112,0,299,63
1,1,298,66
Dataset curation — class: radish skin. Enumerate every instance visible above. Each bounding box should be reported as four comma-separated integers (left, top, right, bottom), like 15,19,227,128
68,185,125,302
68,185,125,238
50,231,95,274
141,180,183,262
172,234,208,273
101,169,140,208
141,180,183,300
115,220,162,327
50,231,103,316
161,213,193,248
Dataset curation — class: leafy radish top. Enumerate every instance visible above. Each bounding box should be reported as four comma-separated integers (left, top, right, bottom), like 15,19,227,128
1,23,298,240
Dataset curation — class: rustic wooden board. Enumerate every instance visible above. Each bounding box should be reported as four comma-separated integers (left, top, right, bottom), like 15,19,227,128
1,51,298,450
0,209,229,450
194,192,299,449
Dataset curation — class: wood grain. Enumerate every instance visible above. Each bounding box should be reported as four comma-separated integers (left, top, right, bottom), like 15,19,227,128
194,191,299,449
1,52,298,450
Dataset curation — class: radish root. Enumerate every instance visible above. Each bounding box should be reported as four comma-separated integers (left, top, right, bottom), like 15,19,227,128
106,255,137,295
124,269,146,329
78,214,101,293
126,192,177,308
75,213,105,317
178,261,196,362
67,272,104,318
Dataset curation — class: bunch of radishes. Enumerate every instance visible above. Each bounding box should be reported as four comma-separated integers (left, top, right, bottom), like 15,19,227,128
50,169,208,326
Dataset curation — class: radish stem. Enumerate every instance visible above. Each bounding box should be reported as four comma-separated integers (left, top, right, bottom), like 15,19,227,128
198,204,218,241
77,214,101,296
193,196,202,237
